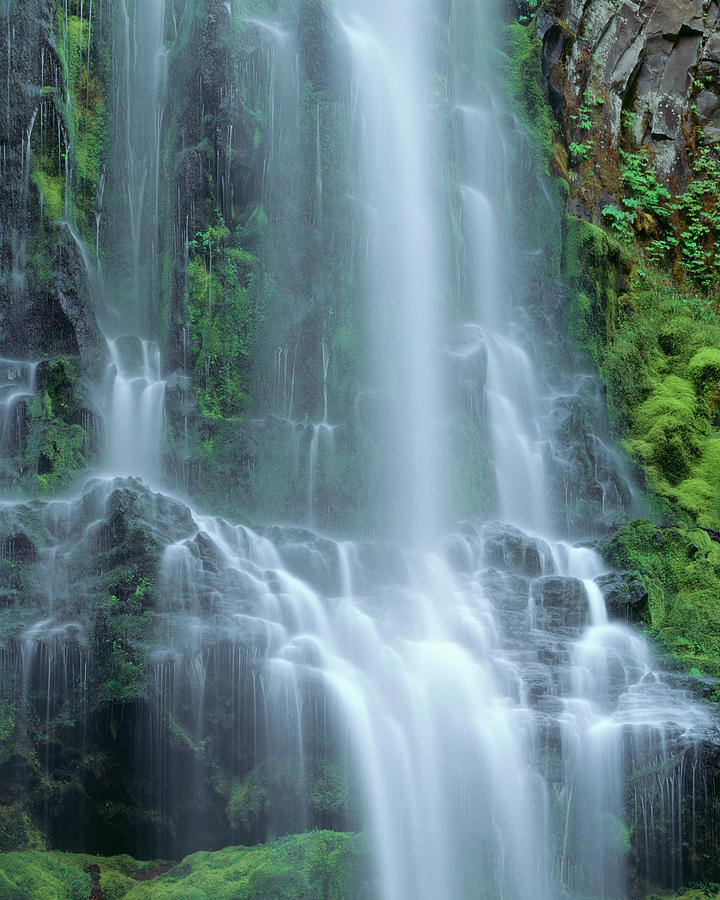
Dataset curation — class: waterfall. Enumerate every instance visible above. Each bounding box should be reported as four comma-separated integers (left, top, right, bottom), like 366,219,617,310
1,0,718,893
101,0,168,477
340,0,446,542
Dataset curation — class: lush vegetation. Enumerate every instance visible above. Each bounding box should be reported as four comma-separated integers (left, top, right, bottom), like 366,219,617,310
0,832,369,900
602,143,720,290
186,219,260,420
604,520,720,675
505,14,720,678
603,266,720,527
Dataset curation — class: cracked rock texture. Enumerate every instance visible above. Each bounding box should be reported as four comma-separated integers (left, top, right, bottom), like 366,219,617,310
539,0,720,186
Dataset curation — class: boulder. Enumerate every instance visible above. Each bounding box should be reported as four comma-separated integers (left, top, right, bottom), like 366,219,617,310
594,571,648,622
481,522,552,577
532,576,588,629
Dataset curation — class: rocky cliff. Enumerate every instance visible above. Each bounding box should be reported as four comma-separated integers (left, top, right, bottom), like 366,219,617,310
540,0,720,187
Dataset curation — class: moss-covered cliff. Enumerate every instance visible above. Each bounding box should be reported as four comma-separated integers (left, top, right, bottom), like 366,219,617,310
505,1,720,687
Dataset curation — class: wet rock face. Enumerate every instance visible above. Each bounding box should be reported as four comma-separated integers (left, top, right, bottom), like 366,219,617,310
481,521,553,576
0,0,104,376
532,575,588,629
540,0,720,183
594,570,648,622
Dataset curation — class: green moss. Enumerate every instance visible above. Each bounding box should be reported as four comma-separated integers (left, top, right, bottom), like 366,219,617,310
54,9,107,223
503,23,555,169
0,803,45,854
630,376,701,483
92,584,154,705
0,835,369,900
687,347,720,386
228,768,269,836
0,852,160,900
0,850,91,899
13,357,92,494
187,223,257,420
644,893,720,900
30,170,63,222
603,520,720,674
25,392,86,494
561,216,625,364
123,833,369,900
587,263,720,524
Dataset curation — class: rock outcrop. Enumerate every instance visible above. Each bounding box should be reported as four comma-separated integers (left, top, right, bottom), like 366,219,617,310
539,0,720,193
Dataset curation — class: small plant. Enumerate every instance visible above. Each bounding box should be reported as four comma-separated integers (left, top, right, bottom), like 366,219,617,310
602,203,635,240
619,150,672,220
569,139,593,163
571,90,604,132
620,109,639,131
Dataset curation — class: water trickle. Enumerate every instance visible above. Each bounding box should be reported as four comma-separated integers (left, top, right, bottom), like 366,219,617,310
105,336,166,479
0,357,37,459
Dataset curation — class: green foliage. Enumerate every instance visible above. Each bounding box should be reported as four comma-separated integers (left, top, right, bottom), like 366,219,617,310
228,768,269,836
92,582,154,704
20,358,89,494
603,521,720,674
0,850,91,899
600,266,720,526
0,852,159,900
121,833,369,900
603,140,720,287
569,139,593,162
628,375,701,485
561,216,623,364
53,7,107,228
674,146,720,287
228,757,358,841
30,171,63,222
619,151,671,221
602,204,635,241
187,217,258,419
503,24,556,171
0,803,45,854
512,0,540,23
570,90,604,132
0,835,369,900
25,396,86,495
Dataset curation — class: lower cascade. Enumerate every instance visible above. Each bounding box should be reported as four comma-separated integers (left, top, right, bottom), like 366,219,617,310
4,479,719,898
1,0,720,898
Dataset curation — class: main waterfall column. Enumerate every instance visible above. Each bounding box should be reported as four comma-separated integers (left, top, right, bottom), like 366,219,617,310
339,0,448,543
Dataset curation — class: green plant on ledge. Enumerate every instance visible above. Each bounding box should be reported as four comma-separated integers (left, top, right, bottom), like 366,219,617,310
569,139,593,163
601,203,635,241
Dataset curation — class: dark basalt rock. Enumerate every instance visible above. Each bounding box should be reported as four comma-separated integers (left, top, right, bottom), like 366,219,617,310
532,575,587,629
1,533,38,565
481,522,552,577
543,0,720,186
594,570,648,623
193,532,222,573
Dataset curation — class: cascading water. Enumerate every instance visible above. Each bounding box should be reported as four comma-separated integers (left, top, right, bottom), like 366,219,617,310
339,0,446,542
2,0,720,896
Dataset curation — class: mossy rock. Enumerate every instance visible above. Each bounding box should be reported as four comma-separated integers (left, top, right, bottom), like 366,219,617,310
688,346,720,387
0,833,370,900
123,833,369,900
603,520,720,674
